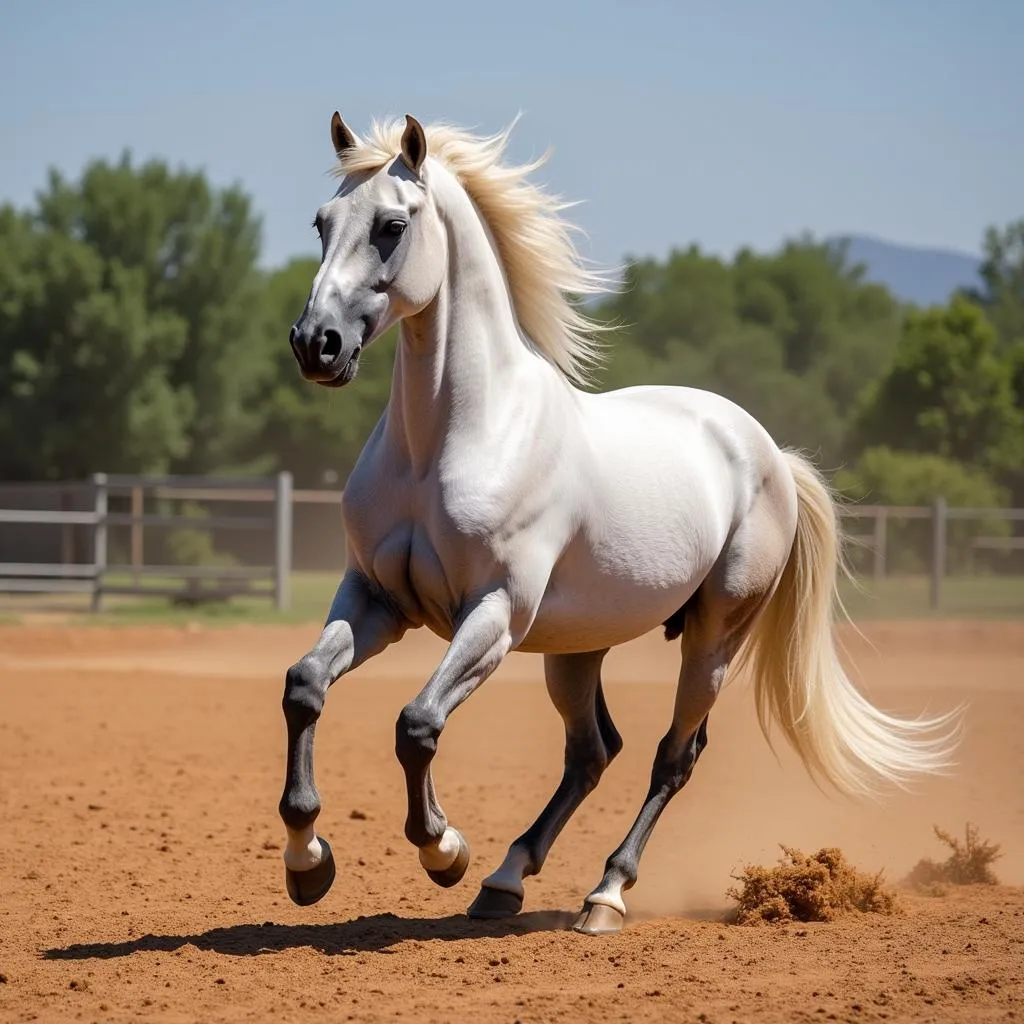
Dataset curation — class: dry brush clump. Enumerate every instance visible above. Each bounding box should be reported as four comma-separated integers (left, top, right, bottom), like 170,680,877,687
727,845,899,925
903,823,1002,894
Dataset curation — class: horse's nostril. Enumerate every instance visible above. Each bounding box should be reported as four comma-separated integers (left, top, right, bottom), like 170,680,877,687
321,328,343,362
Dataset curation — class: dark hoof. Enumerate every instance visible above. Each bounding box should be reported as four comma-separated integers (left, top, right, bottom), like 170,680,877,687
467,885,524,919
285,837,336,907
572,901,625,935
424,828,470,888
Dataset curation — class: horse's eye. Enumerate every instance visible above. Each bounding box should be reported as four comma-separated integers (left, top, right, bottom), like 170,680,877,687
386,220,407,237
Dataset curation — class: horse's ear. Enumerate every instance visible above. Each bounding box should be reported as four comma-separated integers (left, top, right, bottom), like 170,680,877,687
330,111,357,157
399,114,427,174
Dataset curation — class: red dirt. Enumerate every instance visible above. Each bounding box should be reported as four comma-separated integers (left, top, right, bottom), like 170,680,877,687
1,620,1022,1023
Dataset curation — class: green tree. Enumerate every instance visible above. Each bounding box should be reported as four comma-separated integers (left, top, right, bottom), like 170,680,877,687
837,446,1007,508
31,153,265,474
852,297,1020,474
593,247,737,359
0,205,191,480
970,220,1024,347
733,239,901,407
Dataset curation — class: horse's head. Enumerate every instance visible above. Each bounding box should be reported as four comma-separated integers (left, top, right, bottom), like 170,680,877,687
289,112,446,387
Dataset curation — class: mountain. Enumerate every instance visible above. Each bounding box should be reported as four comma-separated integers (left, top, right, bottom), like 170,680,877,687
829,234,983,307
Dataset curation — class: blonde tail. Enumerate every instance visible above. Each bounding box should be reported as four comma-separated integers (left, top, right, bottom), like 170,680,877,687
733,450,963,797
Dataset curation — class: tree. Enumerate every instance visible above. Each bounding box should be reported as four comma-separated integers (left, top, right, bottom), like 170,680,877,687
837,446,1006,507
970,220,1024,347
592,247,737,359
0,205,191,480
852,296,1020,474
31,153,265,474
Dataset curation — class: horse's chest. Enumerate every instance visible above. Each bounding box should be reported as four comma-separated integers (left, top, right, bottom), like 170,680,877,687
342,483,498,636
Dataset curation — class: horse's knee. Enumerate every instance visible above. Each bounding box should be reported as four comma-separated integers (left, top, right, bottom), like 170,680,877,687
395,700,445,769
282,659,326,729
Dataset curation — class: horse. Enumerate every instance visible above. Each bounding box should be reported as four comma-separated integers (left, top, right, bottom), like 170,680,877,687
278,111,961,934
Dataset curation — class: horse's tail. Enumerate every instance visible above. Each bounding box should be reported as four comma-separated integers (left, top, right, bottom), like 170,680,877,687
733,449,963,796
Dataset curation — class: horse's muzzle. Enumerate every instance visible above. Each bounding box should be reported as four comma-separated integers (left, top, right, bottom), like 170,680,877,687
289,319,361,386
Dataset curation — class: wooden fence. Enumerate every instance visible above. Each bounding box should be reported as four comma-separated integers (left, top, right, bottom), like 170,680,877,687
842,498,1024,607
0,473,294,611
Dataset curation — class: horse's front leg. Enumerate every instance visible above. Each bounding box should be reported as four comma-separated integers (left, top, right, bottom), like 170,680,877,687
279,571,405,905
395,590,513,888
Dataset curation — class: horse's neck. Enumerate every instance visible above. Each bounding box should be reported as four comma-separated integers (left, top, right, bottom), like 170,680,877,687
386,181,538,474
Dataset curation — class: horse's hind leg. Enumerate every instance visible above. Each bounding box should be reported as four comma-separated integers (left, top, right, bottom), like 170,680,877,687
468,649,621,918
573,586,768,935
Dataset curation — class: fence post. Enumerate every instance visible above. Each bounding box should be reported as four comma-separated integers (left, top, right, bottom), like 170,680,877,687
274,471,293,612
130,484,144,586
91,473,108,613
930,496,947,611
60,486,75,565
872,508,887,581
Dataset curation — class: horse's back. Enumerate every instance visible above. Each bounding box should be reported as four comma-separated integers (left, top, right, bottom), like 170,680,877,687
581,383,788,523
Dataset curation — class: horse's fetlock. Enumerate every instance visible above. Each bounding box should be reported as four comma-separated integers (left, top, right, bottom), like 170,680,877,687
279,782,321,830
603,853,638,890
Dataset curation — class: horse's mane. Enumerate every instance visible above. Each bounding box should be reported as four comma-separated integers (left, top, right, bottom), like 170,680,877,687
334,118,615,386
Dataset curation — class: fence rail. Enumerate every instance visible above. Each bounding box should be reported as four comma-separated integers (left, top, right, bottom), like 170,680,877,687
0,509,101,525
1,480,1021,613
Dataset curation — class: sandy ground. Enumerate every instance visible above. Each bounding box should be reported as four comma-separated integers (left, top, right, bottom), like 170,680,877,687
0,619,1022,1023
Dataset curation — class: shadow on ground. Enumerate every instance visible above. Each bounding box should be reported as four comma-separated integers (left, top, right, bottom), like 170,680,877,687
43,910,577,960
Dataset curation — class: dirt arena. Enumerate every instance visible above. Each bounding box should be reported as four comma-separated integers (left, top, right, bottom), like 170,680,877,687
1,620,1022,1023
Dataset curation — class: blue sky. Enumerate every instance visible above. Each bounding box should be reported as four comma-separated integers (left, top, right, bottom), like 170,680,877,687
2,0,1021,270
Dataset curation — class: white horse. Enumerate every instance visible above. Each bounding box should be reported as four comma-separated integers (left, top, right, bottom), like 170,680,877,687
278,111,961,934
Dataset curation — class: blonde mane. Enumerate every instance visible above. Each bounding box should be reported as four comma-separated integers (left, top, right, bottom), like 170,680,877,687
335,118,615,386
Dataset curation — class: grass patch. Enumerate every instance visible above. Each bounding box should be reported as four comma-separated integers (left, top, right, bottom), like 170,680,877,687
904,824,1003,894
0,572,340,628
839,575,1024,620
727,845,898,925
86,571,337,626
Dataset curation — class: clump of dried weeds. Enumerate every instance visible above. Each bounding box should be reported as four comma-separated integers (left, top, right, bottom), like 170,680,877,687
903,823,1002,895
727,845,899,925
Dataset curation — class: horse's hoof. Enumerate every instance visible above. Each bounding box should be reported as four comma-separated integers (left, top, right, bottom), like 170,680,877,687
572,901,625,935
467,885,524,919
285,837,336,906
424,827,470,888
